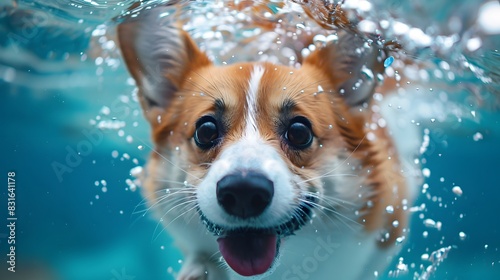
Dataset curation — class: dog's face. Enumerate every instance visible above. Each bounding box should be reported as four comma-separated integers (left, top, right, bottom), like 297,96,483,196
118,9,409,277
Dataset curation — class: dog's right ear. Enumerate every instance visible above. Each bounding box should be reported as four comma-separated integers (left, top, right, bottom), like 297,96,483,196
117,7,211,123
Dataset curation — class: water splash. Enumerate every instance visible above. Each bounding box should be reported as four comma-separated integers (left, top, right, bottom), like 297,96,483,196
416,246,453,280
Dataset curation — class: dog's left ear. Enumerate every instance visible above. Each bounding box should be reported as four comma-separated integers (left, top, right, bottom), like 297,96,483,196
117,7,211,123
304,33,386,106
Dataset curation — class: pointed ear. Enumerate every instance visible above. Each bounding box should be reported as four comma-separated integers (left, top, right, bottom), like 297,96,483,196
304,32,385,106
117,7,211,122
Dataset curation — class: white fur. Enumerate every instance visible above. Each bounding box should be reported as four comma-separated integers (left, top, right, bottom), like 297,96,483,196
197,65,296,229
245,65,265,137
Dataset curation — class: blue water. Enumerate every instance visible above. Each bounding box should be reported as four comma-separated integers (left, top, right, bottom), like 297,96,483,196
1,1,499,279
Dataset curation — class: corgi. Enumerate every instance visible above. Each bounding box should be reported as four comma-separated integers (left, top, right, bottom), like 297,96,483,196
117,4,420,280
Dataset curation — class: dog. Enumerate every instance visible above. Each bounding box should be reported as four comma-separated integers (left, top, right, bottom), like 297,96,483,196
117,3,420,279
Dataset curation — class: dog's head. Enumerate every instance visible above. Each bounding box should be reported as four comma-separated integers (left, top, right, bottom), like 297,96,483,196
118,8,405,277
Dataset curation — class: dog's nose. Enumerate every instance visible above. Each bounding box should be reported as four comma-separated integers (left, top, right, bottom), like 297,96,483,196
216,171,274,219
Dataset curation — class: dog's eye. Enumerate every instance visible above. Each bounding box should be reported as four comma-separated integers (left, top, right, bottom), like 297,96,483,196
285,116,313,149
194,116,219,149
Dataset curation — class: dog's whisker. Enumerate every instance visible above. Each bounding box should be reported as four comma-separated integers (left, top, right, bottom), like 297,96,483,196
132,188,196,216
153,178,198,187
153,203,200,241
299,173,358,184
184,78,217,99
134,195,194,217
300,198,361,232
151,200,198,240
135,138,202,181
302,190,357,208
316,136,366,179
141,192,197,214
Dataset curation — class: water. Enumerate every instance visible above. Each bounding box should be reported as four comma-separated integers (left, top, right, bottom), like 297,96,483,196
1,0,499,279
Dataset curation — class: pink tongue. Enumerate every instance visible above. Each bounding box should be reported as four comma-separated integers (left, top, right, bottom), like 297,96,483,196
217,234,277,276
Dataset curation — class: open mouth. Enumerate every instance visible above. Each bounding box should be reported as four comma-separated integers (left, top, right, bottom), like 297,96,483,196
200,200,314,276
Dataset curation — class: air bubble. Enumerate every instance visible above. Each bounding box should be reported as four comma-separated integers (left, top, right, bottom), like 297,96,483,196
422,168,431,177
452,186,463,196
459,231,467,240
125,178,137,192
473,132,483,141
130,166,143,178
384,56,394,68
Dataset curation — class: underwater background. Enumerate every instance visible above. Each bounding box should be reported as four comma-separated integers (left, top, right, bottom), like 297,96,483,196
0,0,499,279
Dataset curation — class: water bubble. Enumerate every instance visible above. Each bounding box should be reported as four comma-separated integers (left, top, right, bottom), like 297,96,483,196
424,219,436,228
101,186,107,193
358,20,377,33
396,236,405,245
97,120,126,130
313,34,327,46
466,37,482,52
478,1,500,34
422,168,431,178
452,186,463,196
100,106,110,115
384,56,394,68
125,178,137,192
473,132,483,141
361,65,374,80
386,205,394,214
130,166,143,178
138,145,144,150
459,231,467,240
421,253,430,261
424,219,442,230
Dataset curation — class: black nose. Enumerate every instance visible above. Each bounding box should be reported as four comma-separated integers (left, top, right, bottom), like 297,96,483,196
216,171,274,219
